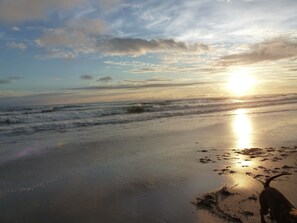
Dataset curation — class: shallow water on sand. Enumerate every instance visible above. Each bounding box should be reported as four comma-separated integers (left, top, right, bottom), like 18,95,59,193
1,104,297,222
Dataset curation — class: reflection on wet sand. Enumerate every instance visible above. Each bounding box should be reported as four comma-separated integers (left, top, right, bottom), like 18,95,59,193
232,109,257,172
233,109,252,149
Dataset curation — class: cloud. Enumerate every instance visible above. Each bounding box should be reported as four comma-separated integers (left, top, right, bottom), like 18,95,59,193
104,60,159,68
99,0,122,9
80,74,93,80
35,19,106,50
105,55,221,74
35,18,107,58
104,58,218,74
131,67,157,73
97,76,112,82
221,38,297,65
7,42,27,50
0,76,24,84
130,66,217,74
0,0,83,23
0,79,11,84
122,78,172,83
116,0,297,47
71,81,211,90
99,38,208,56
37,31,209,58
36,48,78,60
11,26,20,31
35,19,106,49
0,0,123,24
146,78,172,82
67,18,106,35
36,28,96,48
7,76,24,80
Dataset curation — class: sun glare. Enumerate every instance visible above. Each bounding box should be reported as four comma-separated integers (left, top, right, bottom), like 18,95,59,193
227,68,256,95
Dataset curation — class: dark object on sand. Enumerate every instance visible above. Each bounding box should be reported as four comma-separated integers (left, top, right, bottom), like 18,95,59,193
194,186,242,223
259,173,297,223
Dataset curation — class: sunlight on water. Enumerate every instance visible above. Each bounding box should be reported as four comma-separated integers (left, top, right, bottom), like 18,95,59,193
233,109,252,149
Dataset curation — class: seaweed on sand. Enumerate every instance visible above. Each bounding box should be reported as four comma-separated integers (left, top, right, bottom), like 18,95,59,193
193,185,243,223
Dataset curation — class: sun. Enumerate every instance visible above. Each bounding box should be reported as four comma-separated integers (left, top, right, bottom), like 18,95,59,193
227,67,256,95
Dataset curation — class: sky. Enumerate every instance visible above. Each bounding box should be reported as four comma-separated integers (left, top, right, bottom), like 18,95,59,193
0,0,297,106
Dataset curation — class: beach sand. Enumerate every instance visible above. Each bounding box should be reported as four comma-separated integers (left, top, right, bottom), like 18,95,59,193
1,106,297,222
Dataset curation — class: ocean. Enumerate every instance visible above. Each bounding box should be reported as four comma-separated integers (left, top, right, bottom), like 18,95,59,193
1,93,297,136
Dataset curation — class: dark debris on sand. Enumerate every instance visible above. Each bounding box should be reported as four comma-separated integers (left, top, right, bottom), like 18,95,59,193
193,186,243,223
196,146,297,179
194,145,297,222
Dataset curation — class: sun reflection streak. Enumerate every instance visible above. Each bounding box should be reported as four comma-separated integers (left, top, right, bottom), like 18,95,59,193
233,109,252,149
231,109,259,174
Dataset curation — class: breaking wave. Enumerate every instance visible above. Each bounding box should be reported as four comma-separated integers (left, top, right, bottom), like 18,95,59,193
1,93,297,135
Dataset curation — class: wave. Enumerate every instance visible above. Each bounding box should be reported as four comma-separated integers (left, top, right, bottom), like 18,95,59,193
1,93,297,135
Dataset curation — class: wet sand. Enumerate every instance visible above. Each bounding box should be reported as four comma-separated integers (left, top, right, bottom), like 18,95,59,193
193,146,297,223
1,106,297,222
